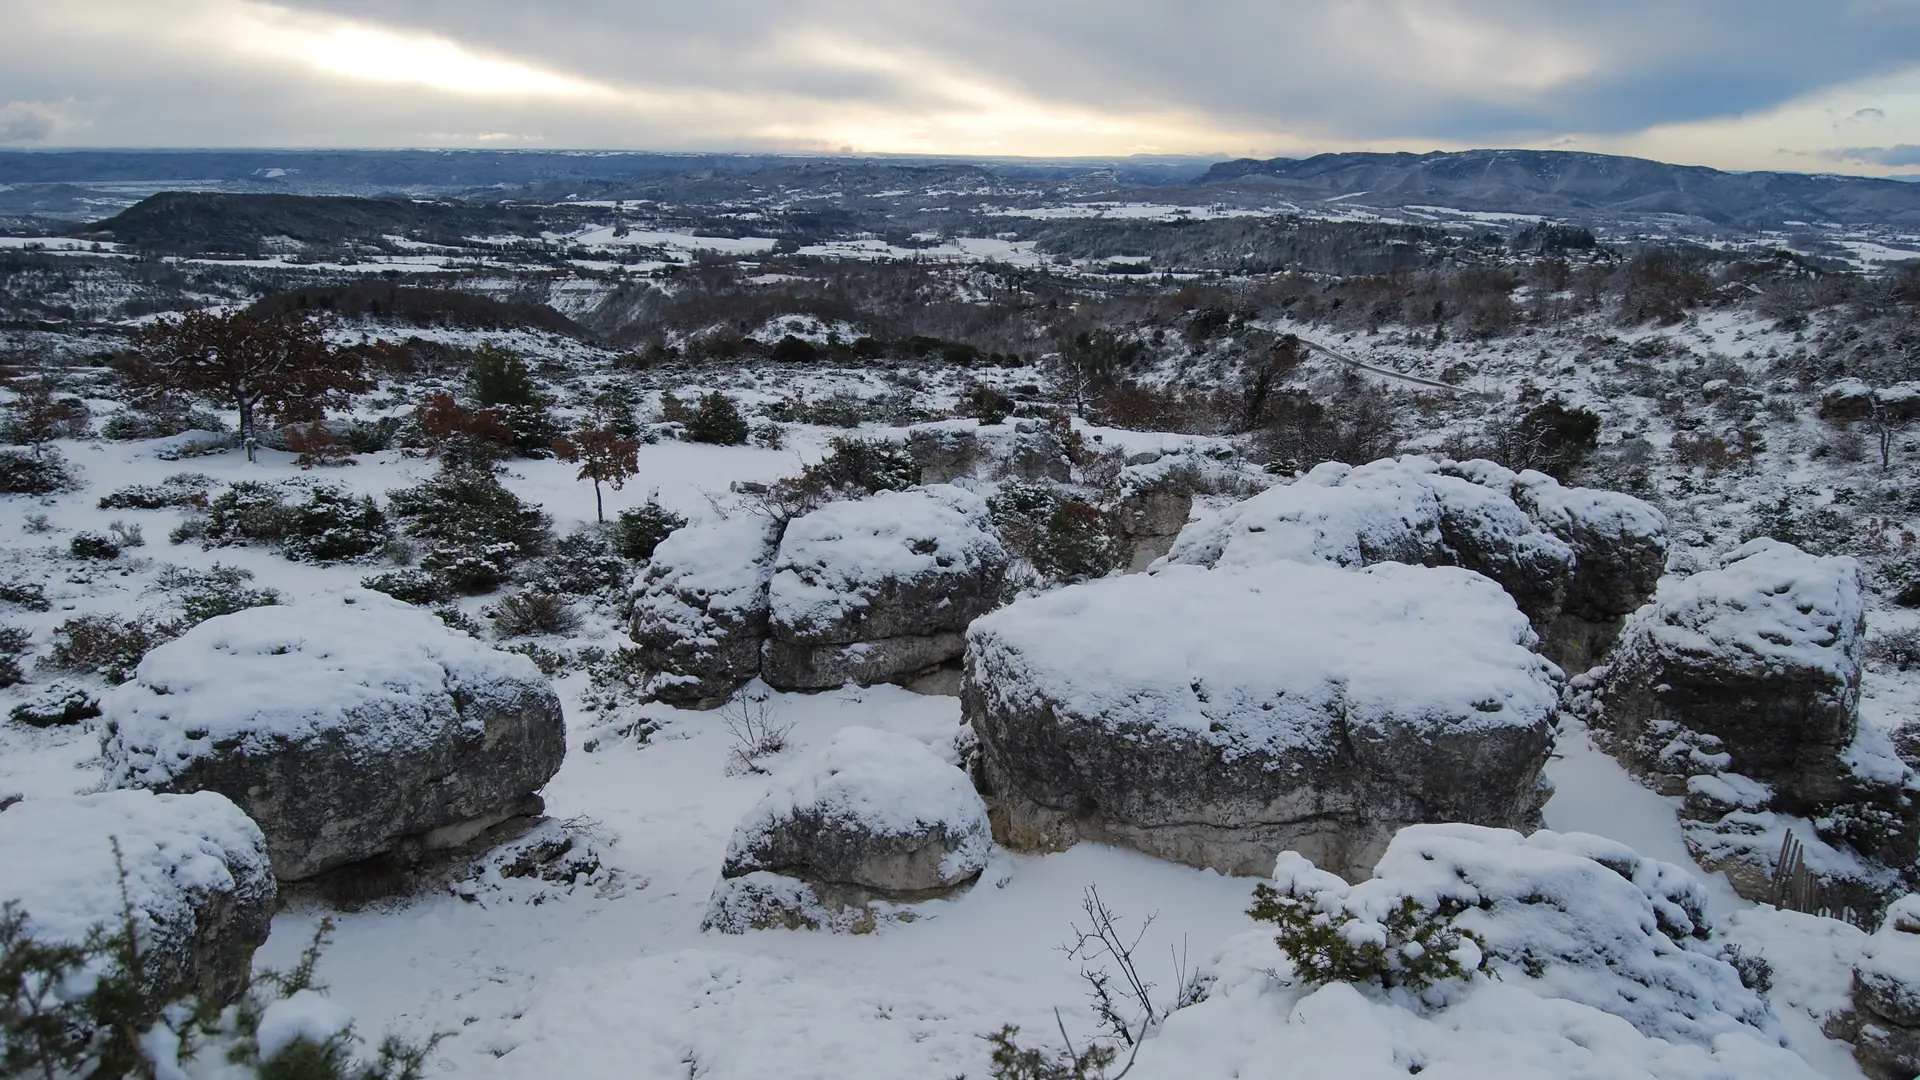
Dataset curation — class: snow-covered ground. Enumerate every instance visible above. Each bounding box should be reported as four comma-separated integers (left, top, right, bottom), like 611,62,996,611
0,406,1889,1079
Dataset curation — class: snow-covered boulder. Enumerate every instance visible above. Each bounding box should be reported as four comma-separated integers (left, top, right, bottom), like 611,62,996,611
1161,456,1665,671
1591,539,1865,792
0,790,275,1005
104,591,566,882
904,419,1069,485
705,727,990,932
964,561,1562,879
1583,539,1919,906
1822,378,1920,422
1128,825,1813,1080
762,486,1009,690
1853,894,1920,1079
631,516,782,708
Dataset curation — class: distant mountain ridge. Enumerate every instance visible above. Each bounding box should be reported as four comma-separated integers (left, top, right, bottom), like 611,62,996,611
1203,149,1920,230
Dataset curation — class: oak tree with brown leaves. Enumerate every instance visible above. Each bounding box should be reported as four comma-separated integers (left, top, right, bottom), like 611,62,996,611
553,425,639,523
122,310,368,461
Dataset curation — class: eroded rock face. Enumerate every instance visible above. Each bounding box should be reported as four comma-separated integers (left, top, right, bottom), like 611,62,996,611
763,486,1008,690
1854,895,1920,1080
105,592,566,882
0,790,275,1006
1161,456,1666,672
630,516,782,708
964,562,1562,879
904,420,1070,485
1579,539,1917,908
705,727,991,932
1591,539,1865,793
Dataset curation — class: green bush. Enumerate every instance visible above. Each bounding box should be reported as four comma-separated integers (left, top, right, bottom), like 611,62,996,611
0,581,50,612
97,473,214,510
528,532,630,595
48,614,183,684
185,482,389,563
386,465,552,559
1248,882,1485,992
487,591,580,638
8,681,100,727
360,569,453,607
684,393,750,445
68,531,122,560
613,501,687,561
0,449,75,495
1029,500,1122,583
964,385,1018,425
100,403,228,441
157,564,283,624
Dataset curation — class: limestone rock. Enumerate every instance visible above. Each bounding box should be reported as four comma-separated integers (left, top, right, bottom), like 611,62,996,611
764,486,1007,690
705,727,990,932
0,790,275,1005
630,516,782,707
964,561,1562,879
105,591,566,881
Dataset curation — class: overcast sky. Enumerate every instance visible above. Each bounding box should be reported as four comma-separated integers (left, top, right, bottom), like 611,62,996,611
3,0,1920,175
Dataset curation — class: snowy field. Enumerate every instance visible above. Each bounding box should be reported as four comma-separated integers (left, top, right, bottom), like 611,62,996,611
0,399,1896,1079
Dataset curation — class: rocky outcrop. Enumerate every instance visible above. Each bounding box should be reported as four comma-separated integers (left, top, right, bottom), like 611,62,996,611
964,561,1562,880
1115,448,1269,571
1821,379,1920,422
1161,455,1666,672
1853,895,1920,1080
1577,539,1918,908
0,790,276,1005
705,727,991,932
762,486,1008,690
105,591,566,882
630,516,782,708
904,420,1070,485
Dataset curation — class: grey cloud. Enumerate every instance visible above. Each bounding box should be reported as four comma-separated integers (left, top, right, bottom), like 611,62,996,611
271,0,1920,139
1846,107,1888,123
4,0,1920,153
1828,145,1920,167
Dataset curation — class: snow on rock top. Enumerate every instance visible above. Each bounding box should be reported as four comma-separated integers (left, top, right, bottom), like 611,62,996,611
1635,538,1864,685
1163,458,1446,570
0,790,270,948
968,561,1560,758
769,485,1006,641
103,590,548,789
631,515,782,643
723,726,990,892
0,790,274,1003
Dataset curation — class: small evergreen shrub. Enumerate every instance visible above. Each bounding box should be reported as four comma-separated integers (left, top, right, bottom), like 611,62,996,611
964,385,1018,425
97,473,214,510
281,487,391,563
526,532,630,595
430,605,484,637
500,641,570,676
0,449,75,495
67,531,122,560
360,568,453,607
9,681,100,727
0,626,26,690
1870,627,1920,672
48,614,183,684
1029,500,1122,583
156,564,283,624
613,501,687,561
487,591,580,638
100,403,228,440
387,465,551,592
0,581,50,612
684,392,750,445
192,481,299,547
1248,882,1485,992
